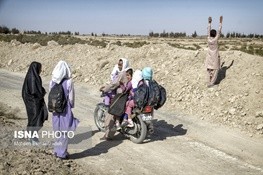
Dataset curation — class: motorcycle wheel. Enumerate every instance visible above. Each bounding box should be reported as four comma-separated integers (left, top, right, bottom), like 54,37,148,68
129,115,147,144
94,103,107,132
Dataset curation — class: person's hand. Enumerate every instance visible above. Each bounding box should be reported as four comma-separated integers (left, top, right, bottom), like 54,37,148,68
220,16,223,23
208,16,212,23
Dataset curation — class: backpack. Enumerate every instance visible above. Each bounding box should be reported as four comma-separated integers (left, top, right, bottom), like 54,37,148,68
48,82,66,113
147,80,161,108
108,93,129,117
154,84,166,110
134,83,149,109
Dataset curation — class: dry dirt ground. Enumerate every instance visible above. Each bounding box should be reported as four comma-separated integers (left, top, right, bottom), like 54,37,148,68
0,37,263,174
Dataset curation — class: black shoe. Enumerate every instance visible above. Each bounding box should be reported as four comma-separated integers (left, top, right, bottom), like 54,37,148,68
60,155,69,160
55,153,69,160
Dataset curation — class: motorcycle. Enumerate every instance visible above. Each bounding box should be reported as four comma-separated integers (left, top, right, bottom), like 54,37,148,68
94,95,154,144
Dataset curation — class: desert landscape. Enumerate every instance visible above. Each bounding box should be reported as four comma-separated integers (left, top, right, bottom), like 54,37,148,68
1,36,262,135
0,36,263,174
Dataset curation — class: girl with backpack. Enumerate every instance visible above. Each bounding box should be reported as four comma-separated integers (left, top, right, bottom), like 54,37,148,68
49,60,79,159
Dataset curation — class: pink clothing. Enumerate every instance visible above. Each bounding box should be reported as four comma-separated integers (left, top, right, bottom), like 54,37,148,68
124,80,143,115
125,100,134,115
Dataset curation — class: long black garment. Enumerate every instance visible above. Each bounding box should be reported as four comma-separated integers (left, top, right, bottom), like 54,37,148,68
22,62,48,131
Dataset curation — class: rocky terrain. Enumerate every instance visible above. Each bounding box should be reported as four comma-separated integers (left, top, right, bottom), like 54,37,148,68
0,36,263,174
0,37,262,137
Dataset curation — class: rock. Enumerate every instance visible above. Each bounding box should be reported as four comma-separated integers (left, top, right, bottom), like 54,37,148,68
241,112,247,117
256,124,263,130
255,111,263,118
195,50,199,57
84,78,90,83
34,171,44,175
10,39,21,46
7,59,13,66
47,40,59,46
177,97,183,102
100,61,109,70
32,43,41,49
228,108,236,115
246,122,252,125
228,96,236,103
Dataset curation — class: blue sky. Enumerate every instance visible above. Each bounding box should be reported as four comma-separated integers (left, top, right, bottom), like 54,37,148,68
0,0,262,35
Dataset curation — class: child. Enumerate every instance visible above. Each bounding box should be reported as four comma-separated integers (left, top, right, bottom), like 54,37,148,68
117,68,134,127
50,61,79,159
205,16,223,88
122,69,143,128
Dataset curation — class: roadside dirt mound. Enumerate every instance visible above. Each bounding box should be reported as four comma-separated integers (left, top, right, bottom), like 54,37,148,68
0,38,262,137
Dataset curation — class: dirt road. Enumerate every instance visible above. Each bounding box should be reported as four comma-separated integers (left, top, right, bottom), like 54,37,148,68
1,69,263,175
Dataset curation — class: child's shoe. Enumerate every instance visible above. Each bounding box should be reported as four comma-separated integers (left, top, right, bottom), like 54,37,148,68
127,119,134,127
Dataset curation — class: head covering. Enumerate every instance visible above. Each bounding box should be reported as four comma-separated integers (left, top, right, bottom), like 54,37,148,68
120,58,129,71
124,67,132,72
22,61,48,128
52,60,71,84
22,61,44,98
142,67,153,80
132,69,143,89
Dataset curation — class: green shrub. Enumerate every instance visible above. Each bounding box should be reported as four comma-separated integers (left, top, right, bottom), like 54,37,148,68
88,39,107,48
0,34,108,47
113,41,122,46
123,41,148,48
193,44,201,50
255,48,263,56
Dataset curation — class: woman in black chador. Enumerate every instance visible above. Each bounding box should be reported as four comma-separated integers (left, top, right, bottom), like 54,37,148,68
22,61,48,141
